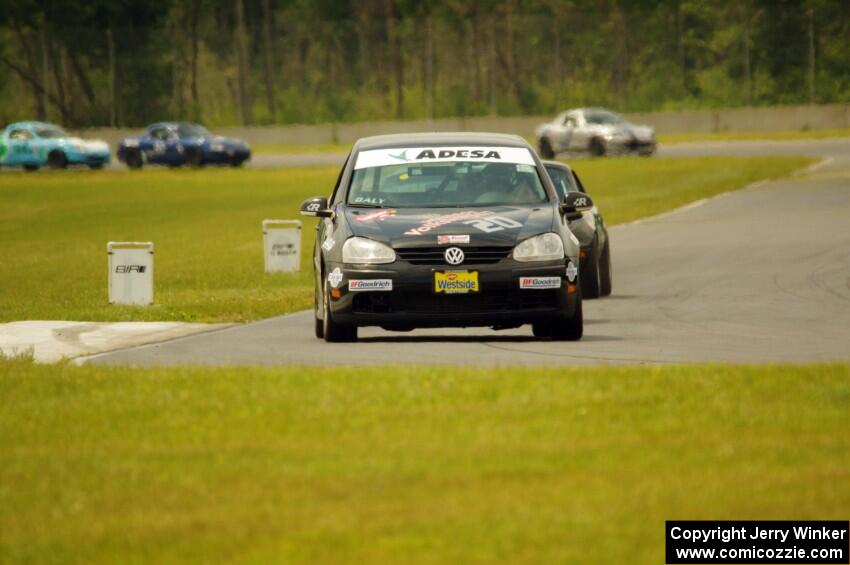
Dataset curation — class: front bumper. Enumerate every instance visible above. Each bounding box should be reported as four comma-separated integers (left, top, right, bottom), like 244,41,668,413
326,259,579,329
206,147,251,164
609,137,656,154
68,149,112,166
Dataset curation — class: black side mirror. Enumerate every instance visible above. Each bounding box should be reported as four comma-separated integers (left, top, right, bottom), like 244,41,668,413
300,196,333,218
560,192,594,220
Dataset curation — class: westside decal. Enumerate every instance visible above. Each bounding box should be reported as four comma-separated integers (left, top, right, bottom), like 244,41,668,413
353,209,397,223
519,277,561,289
404,210,495,236
354,146,536,169
348,279,393,291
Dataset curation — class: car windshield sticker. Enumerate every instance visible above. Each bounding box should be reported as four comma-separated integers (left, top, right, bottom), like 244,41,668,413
352,196,387,205
354,146,536,169
353,209,397,223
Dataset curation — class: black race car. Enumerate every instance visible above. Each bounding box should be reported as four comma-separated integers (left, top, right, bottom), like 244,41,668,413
299,132,595,342
542,161,612,298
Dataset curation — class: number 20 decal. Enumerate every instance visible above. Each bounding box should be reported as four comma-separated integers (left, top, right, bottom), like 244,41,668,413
462,216,522,233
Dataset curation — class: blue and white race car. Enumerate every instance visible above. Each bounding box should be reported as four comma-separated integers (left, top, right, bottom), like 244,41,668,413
0,121,111,171
117,122,251,169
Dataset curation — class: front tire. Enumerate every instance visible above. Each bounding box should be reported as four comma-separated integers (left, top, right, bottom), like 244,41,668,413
124,149,143,169
532,288,583,341
551,294,583,340
23,164,40,172
538,137,555,159
589,137,607,157
47,150,68,169
314,286,325,339
88,163,104,170
185,147,204,168
322,286,357,342
599,241,612,297
581,245,603,299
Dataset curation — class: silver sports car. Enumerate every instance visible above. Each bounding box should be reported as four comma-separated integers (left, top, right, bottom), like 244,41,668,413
535,108,656,158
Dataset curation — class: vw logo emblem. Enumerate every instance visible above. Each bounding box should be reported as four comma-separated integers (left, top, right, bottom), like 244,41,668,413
444,247,464,265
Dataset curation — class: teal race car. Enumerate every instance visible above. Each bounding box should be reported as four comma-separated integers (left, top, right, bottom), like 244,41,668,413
0,121,111,171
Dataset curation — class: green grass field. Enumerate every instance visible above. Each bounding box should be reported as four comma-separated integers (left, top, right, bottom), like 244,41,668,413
0,155,812,323
0,357,847,563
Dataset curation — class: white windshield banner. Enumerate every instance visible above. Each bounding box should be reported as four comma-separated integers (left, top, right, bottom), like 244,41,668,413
354,146,536,170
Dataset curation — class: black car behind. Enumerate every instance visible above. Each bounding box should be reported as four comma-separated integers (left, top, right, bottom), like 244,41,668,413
543,161,612,298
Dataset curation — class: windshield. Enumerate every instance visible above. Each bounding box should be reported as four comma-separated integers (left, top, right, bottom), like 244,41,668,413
177,123,211,138
585,110,623,125
545,166,575,199
348,147,548,208
33,126,67,139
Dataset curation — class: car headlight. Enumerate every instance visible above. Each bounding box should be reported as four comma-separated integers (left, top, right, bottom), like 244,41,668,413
342,237,395,264
513,233,564,262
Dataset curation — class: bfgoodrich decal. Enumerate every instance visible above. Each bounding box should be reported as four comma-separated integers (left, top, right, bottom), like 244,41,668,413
348,279,393,291
519,277,561,289
354,146,536,169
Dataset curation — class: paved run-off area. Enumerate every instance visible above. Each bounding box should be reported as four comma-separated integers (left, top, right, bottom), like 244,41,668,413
85,139,850,367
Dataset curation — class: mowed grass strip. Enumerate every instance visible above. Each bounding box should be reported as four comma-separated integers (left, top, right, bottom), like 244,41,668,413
0,358,847,563
0,156,812,322
253,142,350,154
659,128,850,145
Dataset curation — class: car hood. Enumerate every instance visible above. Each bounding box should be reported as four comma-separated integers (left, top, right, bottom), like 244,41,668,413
206,135,246,146
343,205,555,248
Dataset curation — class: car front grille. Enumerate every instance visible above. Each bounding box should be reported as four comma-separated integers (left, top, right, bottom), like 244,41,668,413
352,289,558,315
394,246,513,265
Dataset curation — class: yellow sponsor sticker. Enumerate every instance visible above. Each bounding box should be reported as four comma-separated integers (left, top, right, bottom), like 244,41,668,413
434,270,479,294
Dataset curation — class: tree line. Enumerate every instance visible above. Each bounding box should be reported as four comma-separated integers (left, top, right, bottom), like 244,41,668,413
1,0,848,128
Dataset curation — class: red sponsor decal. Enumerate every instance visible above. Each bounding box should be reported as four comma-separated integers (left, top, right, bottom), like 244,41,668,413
447,273,458,281
354,209,397,223
404,210,494,236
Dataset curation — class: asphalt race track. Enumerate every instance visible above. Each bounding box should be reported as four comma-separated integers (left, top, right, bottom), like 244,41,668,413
86,139,850,367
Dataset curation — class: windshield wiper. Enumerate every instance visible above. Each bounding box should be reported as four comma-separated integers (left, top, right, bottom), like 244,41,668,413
347,203,385,208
